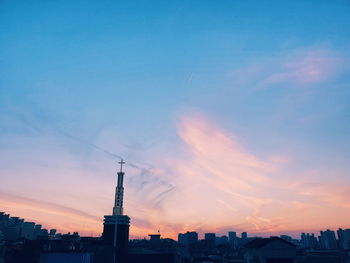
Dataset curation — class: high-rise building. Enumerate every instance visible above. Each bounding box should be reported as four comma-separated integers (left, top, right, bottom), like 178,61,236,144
102,160,130,263
4,217,23,241
204,233,216,250
241,232,247,239
228,231,236,241
20,222,35,240
0,213,9,239
33,224,42,240
337,228,350,250
187,231,198,245
337,228,344,249
49,229,57,238
178,231,198,247
344,229,350,250
205,233,216,241
0,213,9,222
38,229,49,240
178,233,185,244
320,230,338,250
301,233,318,249
228,231,237,248
216,235,228,246
148,234,161,247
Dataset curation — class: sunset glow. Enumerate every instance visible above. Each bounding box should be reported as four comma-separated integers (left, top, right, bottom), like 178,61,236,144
1,0,349,241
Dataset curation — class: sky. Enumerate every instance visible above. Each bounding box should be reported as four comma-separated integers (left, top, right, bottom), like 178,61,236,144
0,0,350,239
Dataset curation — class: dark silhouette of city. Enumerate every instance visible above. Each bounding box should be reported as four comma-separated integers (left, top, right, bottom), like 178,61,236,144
1,162,349,263
2,0,349,262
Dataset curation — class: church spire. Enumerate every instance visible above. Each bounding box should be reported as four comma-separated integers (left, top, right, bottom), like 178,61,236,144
113,159,125,216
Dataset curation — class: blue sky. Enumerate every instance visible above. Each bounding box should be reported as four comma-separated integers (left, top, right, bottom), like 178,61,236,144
1,0,350,238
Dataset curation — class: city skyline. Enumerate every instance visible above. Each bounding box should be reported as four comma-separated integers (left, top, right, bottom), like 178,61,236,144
1,210,349,243
1,0,350,240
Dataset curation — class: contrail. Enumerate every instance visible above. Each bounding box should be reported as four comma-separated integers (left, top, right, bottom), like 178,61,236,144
55,128,155,174
14,111,158,173
17,114,178,207
57,129,123,160
15,113,175,191
58,129,175,190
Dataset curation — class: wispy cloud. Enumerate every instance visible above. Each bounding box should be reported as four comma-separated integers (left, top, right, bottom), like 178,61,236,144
157,112,350,236
1,109,350,238
260,50,341,86
229,47,344,90
288,181,350,209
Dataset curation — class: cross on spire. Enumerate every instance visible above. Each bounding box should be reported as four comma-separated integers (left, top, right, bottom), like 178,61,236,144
118,159,125,173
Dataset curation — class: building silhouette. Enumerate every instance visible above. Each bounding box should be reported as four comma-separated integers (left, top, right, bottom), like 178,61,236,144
178,231,198,247
228,231,237,249
20,222,35,240
319,229,338,250
244,237,296,263
1,164,350,263
337,228,350,250
204,233,216,251
1,207,350,263
301,232,318,249
102,160,130,263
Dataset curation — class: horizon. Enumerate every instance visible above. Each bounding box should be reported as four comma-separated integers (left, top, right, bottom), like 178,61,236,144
1,0,350,240
0,209,347,241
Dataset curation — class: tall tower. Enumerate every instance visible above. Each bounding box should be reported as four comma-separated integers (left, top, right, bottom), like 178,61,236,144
102,159,130,263
113,160,125,216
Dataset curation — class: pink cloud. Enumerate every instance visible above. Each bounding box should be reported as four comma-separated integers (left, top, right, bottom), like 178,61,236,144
162,113,350,235
269,155,292,164
262,50,340,85
229,47,343,90
1,112,349,239
118,113,350,237
288,181,350,209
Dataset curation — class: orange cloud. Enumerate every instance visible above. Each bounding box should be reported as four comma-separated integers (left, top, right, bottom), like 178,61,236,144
1,112,349,239
158,113,350,236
